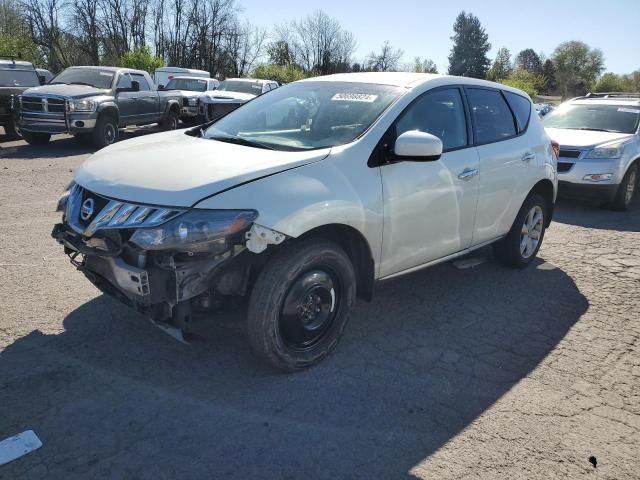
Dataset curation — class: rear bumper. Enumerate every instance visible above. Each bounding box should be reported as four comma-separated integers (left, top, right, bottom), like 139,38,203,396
557,181,618,202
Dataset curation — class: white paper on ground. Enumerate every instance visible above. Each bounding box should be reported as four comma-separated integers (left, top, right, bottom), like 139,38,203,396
0,430,43,466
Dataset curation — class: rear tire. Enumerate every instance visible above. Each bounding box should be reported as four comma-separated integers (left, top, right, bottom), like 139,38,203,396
611,163,638,211
160,108,179,131
247,238,356,372
493,193,547,268
92,114,118,148
22,131,51,146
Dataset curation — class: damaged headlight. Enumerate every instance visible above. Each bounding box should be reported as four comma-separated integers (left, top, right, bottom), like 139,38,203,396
129,209,258,252
56,181,76,212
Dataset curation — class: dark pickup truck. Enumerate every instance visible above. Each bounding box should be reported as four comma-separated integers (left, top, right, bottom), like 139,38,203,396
15,66,182,148
0,59,40,140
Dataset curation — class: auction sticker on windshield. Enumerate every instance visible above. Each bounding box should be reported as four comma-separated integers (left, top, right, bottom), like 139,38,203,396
331,93,378,102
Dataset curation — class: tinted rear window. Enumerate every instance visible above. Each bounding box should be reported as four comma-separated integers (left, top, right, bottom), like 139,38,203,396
467,88,517,144
0,69,40,87
504,91,531,132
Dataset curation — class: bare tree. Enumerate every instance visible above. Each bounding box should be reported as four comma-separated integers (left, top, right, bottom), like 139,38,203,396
366,40,403,72
225,20,266,76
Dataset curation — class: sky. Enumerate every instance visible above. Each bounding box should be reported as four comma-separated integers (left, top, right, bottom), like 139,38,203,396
237,0,640,74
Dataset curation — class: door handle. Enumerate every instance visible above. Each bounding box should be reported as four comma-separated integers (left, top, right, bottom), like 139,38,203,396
458,168,479,181
521,152,536,162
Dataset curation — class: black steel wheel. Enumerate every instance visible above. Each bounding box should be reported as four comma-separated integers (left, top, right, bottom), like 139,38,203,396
247,238,356,372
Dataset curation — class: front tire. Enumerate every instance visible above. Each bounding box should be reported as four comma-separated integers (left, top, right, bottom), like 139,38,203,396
160,108,179,131
92,114,118,148
611,164,638,211
3,119,22,140
22,131,51,145
494,193,547,268
247,238,356,372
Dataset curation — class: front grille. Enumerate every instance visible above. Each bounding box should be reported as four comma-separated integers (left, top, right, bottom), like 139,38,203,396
557,162,574,173
66,185,186,237
21,95,66,113
559,149,581,158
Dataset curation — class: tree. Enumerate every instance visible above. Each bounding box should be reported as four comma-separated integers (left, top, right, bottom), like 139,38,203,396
541,59,557,94
552,41,604,98
447,11,491,79
413,57,437,73
500,69,545,98
486,47,511,81
119,45,164,72
366,40,403,72
267,40,293,66
252,63,308,84
514,48,542,75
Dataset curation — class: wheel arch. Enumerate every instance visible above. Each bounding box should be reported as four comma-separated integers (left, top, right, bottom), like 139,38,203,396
528,179,555,227
296,223,375,301
97,104,119,124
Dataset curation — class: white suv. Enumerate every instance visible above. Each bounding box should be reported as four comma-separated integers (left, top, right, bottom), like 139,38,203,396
543,93,640,210
53,73,557,371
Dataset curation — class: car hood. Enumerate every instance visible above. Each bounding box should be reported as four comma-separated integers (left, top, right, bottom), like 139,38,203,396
75,130,331,207
22,84,109,99
545,128,633,148
200,91,255,103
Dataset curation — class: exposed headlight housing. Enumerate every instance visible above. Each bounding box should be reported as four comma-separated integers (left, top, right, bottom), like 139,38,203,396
585,140,626,159
129,209,258,252
56,181,76,212
67,99,97,112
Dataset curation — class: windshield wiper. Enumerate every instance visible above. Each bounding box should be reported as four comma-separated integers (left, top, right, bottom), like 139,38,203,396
209,135,274,150
49,82,68,85
576,127,616,133
68,82,97,87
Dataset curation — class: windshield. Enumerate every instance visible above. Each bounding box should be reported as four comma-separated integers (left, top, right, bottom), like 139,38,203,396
0,69,40,87
217,80,263,95
543,103,640,134
165,78,208,92
203,81,402,151
50,68,114,89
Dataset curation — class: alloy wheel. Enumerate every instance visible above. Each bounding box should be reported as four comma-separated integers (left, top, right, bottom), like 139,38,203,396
520,205,544,259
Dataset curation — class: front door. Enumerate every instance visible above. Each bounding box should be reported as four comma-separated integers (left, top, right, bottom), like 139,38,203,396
379,87,480,278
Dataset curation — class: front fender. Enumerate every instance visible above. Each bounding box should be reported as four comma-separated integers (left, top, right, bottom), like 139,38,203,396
193,154,384,270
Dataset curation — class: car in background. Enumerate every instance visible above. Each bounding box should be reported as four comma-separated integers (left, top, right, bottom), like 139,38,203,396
543,92,640,210
154,67,209,89
52,72,556,371
535,103,554,117
0,57,40,140
15,66,183,148
162,76,219,124
36,68,54,85
199,78,279,121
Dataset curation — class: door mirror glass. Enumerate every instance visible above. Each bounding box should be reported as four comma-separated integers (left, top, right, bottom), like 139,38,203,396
394,130,443,160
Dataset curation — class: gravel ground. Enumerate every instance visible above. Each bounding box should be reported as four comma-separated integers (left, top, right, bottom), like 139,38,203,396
1,130,639,479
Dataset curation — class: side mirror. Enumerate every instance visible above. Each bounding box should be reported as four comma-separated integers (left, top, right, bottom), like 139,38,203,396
130,80,140,92
158,84,165,90
38,75,46,85
393,130,443,161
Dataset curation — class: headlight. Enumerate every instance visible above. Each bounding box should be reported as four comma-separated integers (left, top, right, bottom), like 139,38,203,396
56,181,76,212
585,141,625,159
129,209,258,252
188,98,198,106
68,99,97,112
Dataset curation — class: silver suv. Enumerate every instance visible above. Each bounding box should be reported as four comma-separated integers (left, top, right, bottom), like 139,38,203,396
543,93,640,210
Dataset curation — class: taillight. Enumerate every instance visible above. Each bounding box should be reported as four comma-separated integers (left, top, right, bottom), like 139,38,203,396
551,140,560,159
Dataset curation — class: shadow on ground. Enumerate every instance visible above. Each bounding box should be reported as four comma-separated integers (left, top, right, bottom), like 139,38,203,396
553,195,640,232
0,254,588,479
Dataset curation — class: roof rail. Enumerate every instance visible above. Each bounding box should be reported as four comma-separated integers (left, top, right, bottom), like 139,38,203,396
582,92,640,99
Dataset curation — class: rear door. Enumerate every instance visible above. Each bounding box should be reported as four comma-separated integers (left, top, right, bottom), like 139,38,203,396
465,87,534,244
379,87,480,277
130,73,158,123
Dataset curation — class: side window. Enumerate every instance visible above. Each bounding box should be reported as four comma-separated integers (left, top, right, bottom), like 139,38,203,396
466,88,517,143
131,73,150,91
503,91,531,132
116,73,132,88
395,88,468,151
